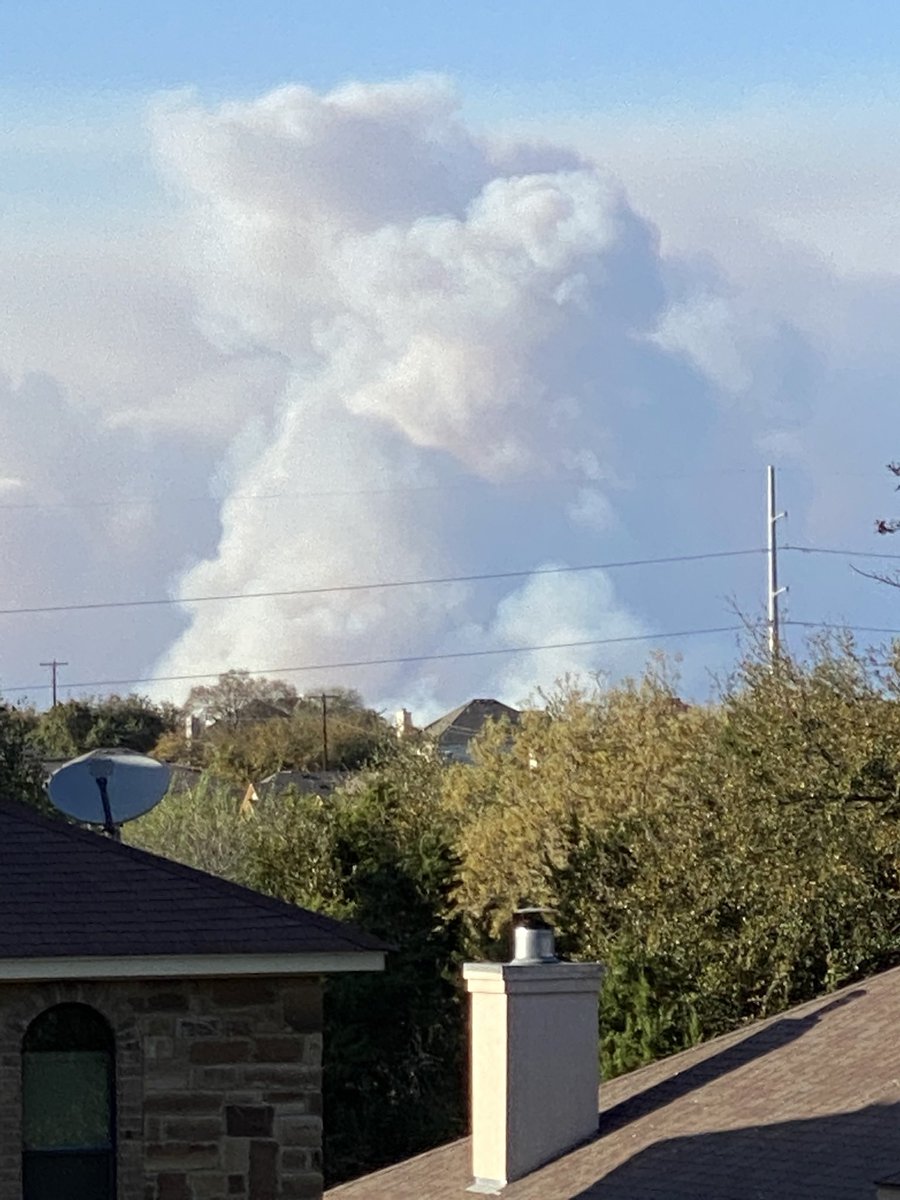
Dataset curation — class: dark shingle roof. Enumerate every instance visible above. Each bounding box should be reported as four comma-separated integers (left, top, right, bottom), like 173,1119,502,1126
326,965,900,1199
259,770,343,797
0,799,387,960
424,699,520,743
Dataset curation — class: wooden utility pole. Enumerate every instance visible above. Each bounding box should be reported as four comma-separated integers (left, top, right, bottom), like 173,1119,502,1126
40,659,68,707
320,693,340,770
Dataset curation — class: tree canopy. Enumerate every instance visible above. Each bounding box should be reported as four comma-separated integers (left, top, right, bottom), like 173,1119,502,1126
123,632,900,1185
158,675,390,782
184,670,300,728
29,693,180,759
0,704,45,812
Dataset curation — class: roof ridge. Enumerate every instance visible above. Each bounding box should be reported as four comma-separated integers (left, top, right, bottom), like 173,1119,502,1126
425,698,521,737
424,700,470,734
0,797,386,953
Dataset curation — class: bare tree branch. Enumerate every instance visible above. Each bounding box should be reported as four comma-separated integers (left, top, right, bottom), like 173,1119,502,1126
874,463,900,554
851,563,900,588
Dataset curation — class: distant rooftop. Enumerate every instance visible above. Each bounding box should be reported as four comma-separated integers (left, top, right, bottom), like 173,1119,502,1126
258,770,343,796
424,699,520,762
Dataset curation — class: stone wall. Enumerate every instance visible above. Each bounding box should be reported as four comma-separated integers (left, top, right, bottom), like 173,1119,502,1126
0,974,324,1200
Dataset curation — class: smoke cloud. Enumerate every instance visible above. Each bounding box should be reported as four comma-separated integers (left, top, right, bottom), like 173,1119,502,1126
146,77,721,712
7,78,895,714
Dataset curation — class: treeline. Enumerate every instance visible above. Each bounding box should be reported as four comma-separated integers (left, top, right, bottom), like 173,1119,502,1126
128,634,900,1184
156,675,391,778
128,744,465,1183
0,692,183,813
0,671,391,792
5,637,900,1185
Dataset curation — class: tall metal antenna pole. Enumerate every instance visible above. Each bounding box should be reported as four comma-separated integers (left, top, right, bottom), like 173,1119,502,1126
767,466,787,661
39,659,68,706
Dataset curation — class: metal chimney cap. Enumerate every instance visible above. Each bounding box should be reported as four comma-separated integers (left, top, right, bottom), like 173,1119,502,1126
513,906,554,929
511,906,557,963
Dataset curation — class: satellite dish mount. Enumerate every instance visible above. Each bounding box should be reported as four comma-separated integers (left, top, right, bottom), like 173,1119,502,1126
89,761,119,840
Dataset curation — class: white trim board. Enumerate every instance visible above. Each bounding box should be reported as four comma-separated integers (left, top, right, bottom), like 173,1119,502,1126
0,950,386,981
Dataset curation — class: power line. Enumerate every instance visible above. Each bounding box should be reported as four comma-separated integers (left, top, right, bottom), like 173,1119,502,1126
0,479,574,512
9,618,900,698
784,544,900,562
1,624,746,694
0,548,765,618
0,468,882,518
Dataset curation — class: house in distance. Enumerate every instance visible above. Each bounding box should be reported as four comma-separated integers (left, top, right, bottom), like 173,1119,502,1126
421,698,521,764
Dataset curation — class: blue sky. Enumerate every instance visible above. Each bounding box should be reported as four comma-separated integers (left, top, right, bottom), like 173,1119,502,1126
3,3,900,711
5,0,900,234
3,1,899,105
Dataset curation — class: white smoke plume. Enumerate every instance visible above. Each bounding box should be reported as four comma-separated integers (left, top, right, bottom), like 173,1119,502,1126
5,78,900,712
146,77,709,713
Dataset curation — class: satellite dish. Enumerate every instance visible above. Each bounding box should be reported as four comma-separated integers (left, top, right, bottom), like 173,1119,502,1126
48,750,170,838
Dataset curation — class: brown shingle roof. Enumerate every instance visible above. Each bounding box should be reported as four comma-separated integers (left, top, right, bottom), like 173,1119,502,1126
326,966,900,1198
0,798,387,960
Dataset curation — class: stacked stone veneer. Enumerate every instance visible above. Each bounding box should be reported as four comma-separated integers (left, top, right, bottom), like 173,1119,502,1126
0,974,324,1199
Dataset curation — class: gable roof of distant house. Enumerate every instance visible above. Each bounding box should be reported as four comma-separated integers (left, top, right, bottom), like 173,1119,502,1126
0,798,387,979
259,769,343,796
325,964,900,1199
424,698,520,744
241,770,347,815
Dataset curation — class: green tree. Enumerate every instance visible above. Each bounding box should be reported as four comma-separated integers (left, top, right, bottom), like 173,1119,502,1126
86,694,180,753
184,670,298,729
31,694,179,758
126,772,251,883
168,674,389,783
245,746,464,1186
0,703,47,812
118,635,900,1183
186,696,391,784
449,641,900,1076
31,700,94,758
446,665,712,943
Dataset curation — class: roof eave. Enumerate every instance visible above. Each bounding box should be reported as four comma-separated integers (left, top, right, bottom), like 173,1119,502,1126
0,949,386,982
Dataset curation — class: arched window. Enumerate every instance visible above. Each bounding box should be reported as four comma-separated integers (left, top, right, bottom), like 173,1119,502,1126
22,1003,116,1200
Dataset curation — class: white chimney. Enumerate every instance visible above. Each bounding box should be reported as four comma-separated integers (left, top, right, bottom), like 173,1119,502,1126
462,909,603,1193
184,712,203,740
395,708,414,737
